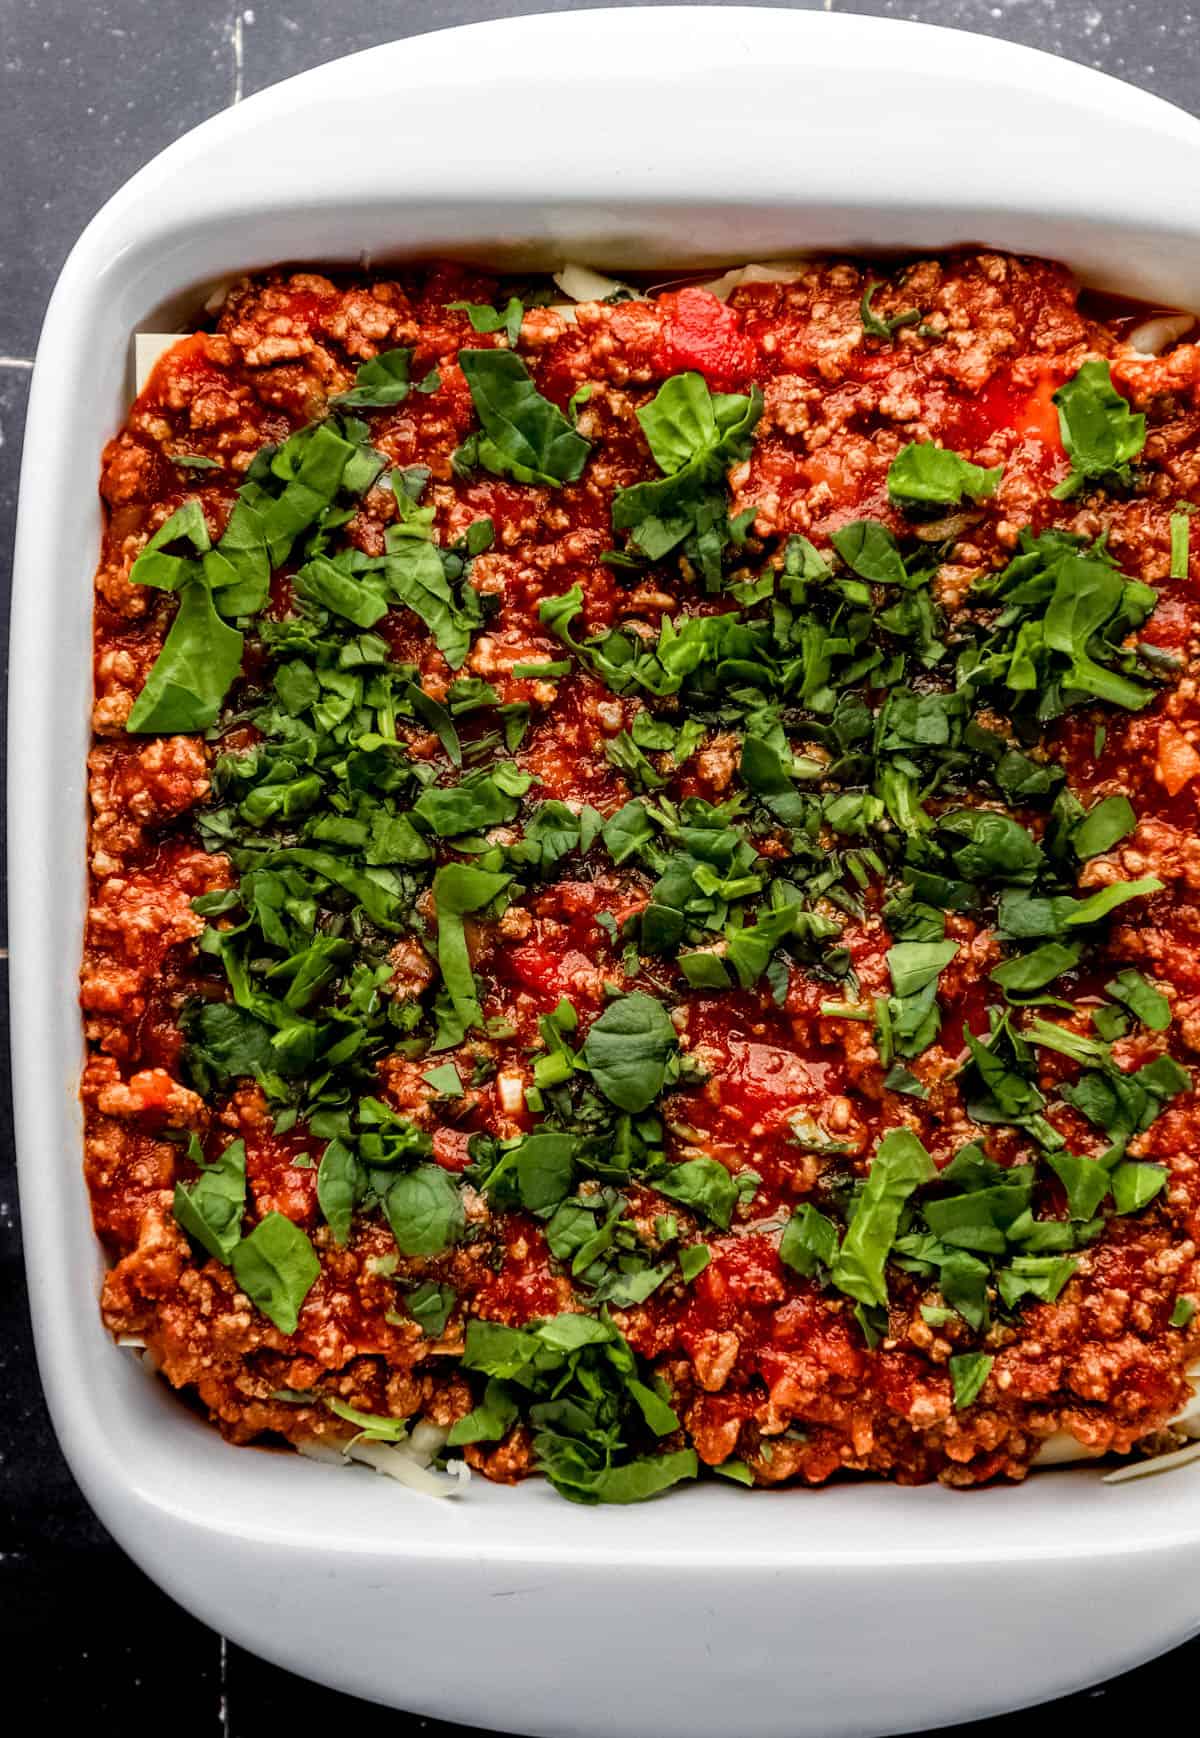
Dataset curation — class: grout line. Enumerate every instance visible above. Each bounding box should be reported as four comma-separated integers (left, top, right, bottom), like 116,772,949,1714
219,1634,231,1734
230,9,245,105
0,357,33,370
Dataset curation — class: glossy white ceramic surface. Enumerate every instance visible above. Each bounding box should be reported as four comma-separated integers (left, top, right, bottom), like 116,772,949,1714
14,10,1200,1733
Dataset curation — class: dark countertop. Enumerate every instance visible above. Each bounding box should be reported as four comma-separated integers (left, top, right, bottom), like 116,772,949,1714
3,2,1198,1730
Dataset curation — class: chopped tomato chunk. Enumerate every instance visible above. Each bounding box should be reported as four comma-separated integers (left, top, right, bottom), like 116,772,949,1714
653,286,758,386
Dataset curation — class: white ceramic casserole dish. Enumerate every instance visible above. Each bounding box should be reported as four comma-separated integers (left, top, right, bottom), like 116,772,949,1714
14,10,1200,1732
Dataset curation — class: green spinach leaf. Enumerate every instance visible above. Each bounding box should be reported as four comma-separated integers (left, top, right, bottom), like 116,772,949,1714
172,1138,247,1263
448,298,524,347
384,1164,466,1255
1051,359,1146,499
888,442,1002,511
949,1351,993,1410
332,348,414,409
458,349,591,487
653,1158,739,1230
580,991,678,1112
405,1281,457,1337
230,1211,321,1334
779,1202,839,1277
829,1128,936,1309
126,579,244,733
431,863,512,1040
317,1137,366,1246
1105,968,1170,1031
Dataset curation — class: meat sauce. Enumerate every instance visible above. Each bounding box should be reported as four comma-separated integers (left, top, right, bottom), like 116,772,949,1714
83,252,1200,1492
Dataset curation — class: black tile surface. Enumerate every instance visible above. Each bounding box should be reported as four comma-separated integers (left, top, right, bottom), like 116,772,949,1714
4,2,1200,1732
236,0,825,94
0,0,234,359
836,0,1200,114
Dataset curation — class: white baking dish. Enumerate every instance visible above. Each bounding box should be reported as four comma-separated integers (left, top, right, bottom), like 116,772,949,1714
14,9,1200,1732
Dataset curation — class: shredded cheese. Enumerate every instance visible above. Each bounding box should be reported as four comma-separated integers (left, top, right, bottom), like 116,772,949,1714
1103,1439,1200,1483
296,1420,468,1497
1126,312,1196,356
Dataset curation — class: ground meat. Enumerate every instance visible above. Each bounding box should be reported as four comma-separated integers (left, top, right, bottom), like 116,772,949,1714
84,1055,207,1130
88,736,210,870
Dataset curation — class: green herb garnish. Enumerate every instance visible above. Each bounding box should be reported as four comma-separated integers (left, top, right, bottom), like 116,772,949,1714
1051,359,1146,499
230,1212,321,1334
457,348,591,487
887,442,1002,511
860,279,921,339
